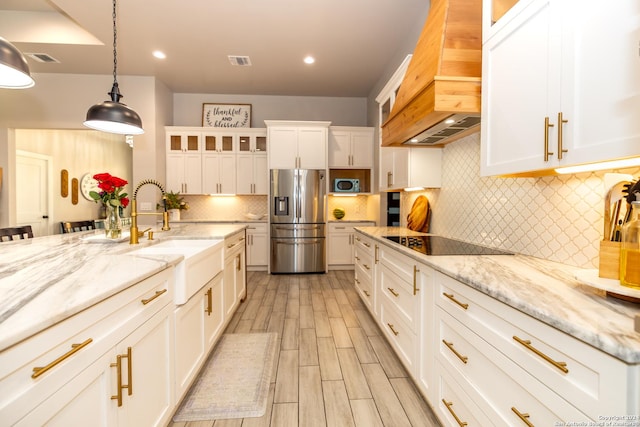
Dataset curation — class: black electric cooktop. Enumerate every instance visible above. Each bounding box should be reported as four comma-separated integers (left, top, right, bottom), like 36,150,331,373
382,235,513,256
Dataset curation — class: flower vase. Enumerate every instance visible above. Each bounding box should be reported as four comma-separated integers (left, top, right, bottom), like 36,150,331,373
105,204,122,239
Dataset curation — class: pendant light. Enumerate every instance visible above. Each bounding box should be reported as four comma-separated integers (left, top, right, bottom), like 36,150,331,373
84,0,144,135
0,37,35,89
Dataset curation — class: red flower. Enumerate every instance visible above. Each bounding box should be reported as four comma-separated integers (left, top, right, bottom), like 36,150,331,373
90,173,129,208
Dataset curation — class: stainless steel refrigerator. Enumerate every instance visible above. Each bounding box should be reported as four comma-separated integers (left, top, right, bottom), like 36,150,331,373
270,169,326,273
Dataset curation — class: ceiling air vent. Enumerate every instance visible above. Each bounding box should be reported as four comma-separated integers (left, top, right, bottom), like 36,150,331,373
228,55,252,66
25,53,60,63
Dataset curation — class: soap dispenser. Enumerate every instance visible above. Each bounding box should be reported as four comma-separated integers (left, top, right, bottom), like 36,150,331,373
620,200,640,288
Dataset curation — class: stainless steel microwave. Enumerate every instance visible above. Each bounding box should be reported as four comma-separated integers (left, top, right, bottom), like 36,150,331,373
333,178,360,192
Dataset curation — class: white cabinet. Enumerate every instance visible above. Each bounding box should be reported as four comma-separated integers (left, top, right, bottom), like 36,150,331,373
328,127,374,168
243,223,268,269
223,230,246,318
481,0,640,176
237,154,268,195
1,269,175,427
434,271,636,424
202,153,236,195
379,147,442,191
236,130,268,195
266,120,330,169
203,274,224,350
353,232,377,312
166,131,203,194
328,222,375,268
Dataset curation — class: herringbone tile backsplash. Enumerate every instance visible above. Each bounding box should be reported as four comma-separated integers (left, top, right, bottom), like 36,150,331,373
403,133,640,269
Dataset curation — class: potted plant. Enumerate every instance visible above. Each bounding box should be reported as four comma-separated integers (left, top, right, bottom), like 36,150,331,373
159,191,189,221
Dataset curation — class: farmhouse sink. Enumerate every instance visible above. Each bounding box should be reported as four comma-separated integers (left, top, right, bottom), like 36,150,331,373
130,239,224,304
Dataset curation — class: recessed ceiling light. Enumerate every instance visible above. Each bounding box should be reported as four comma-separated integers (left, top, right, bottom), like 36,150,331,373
304,56,315,64
153,50,166,59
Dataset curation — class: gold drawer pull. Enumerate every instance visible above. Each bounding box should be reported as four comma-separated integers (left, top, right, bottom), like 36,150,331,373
387,287,399,297
387,323,399,336
413,265,419,295
110,347,132,407
141,288,167,305
205,287,213,315
443,340,468,364
355,278,360,284
32,338,93,379
354,256,360,261
364,290,370,297
374,245,379,264
511,407,534,427
443,292,468,310
513,335,568,373
355,236,361,242
363,242,371,248
363,264,370,270
442,399,468,426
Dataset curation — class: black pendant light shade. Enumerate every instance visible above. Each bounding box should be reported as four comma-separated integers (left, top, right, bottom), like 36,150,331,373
84,82,144,135
84,0,144,135
0,37,35,89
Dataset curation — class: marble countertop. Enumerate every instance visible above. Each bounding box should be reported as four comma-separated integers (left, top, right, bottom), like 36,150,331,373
355,227,640,364
0,223,245,352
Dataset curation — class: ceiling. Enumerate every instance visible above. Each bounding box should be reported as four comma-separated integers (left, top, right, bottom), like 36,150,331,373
0,0,430,97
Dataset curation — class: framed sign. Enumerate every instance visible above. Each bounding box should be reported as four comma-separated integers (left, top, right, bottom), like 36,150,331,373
202,103,251,128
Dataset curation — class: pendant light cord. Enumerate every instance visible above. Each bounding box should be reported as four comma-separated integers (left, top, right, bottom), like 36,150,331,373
107,0,122,103
112,0,118,85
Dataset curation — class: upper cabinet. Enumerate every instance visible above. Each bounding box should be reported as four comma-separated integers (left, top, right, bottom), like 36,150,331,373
236,129,268,195
265,120,330,170
379,148,442,191
481,0,640,176
328,127,374,169
165,130,202,194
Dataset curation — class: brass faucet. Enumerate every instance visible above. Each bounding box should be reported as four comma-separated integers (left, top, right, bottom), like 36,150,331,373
130,179,170,244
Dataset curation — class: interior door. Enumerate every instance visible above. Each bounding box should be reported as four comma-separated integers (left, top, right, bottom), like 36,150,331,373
16,151,50,237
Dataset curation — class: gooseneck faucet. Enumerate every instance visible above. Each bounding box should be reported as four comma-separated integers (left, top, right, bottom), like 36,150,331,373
129,179,170,244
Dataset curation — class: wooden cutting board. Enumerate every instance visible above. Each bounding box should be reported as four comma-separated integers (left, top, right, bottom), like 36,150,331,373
407,195,430,232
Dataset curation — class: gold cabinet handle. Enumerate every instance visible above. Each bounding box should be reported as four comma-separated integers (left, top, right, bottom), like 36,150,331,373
513,335,568,373
443,292,469,310
413,265,419,295
387,323,399,336
32,338,93,379
355,236,361,242
205,287,213,315
110,347,132,407
443,340,468,364
363,264,370,270
511,407,534,427
141,289,167,305
364,290,370,297
557,112,568,160
355,278,360,285
354,255,360,262
236,254,241,271
363,242,371,248
387,287,399,297
543,116,555,162
387,171,393,187
442,399,468,427
374,245,379,264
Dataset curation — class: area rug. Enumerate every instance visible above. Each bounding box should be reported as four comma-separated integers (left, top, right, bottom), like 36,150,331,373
173,332,278,421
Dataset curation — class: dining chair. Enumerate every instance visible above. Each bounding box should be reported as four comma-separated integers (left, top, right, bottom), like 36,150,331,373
60,220,96,234
0,225,34,242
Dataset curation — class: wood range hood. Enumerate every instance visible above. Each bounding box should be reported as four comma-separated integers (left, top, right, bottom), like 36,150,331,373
381,0,482,147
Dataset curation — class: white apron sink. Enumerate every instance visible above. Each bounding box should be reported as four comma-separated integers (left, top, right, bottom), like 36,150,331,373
130,239,224,304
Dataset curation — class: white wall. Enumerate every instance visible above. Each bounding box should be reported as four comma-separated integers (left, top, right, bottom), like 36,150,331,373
173,93,368,127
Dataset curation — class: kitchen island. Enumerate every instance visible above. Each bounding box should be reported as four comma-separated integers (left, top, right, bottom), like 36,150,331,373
354,226,640,426
0,223,246,426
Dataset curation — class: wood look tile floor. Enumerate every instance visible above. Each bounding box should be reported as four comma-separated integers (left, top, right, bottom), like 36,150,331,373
168,271,441,427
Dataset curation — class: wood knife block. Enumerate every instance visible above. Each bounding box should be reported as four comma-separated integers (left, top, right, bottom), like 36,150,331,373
599,240,621,280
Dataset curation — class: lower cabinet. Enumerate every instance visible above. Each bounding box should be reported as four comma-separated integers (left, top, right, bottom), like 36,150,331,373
243,223,268,270
353,233,376,312
224,230,247,318
354,232,640,427
328,221,375,268
2,269,175,427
